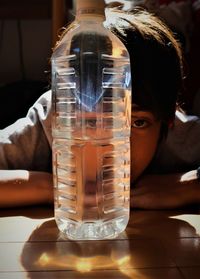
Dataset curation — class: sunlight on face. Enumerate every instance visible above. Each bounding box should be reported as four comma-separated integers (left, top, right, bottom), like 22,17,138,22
131,105,161,182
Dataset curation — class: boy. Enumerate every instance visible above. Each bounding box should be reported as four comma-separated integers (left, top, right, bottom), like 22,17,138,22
0,9,200,208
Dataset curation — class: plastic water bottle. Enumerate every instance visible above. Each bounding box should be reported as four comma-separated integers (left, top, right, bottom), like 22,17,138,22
51,0,131,240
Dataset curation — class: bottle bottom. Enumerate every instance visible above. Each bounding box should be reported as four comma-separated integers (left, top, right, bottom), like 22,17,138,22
55,216,129,240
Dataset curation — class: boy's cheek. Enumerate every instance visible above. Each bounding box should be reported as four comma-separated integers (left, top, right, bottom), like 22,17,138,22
130,137,159,182
130,121,161,182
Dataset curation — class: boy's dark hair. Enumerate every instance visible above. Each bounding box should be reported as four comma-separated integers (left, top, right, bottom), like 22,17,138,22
105,8,184,133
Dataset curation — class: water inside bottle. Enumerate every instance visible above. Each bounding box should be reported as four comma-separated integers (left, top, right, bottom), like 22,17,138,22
53,137,130,240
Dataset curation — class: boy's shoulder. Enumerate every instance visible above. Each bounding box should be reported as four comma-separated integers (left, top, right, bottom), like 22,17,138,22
35,90,52,106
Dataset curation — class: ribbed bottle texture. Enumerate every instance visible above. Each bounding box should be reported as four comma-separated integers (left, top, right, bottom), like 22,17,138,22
51,0,131,240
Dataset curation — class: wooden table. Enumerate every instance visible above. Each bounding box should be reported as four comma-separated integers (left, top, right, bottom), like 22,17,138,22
0,206,200,278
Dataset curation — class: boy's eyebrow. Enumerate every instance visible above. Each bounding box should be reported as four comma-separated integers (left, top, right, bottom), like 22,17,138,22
132,104,159,121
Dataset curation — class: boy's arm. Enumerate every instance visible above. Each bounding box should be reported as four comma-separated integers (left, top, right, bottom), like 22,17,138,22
131,170,200,209
0,170,53,208
2,170,199,209
0,91,53,208
0,91,52,171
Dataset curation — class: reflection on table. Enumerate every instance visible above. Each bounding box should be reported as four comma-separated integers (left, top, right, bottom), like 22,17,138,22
0,206,200,278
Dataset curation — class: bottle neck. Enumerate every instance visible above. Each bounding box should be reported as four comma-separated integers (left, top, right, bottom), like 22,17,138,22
75,0,105,21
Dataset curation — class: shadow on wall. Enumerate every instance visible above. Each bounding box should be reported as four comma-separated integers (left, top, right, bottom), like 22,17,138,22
0,80,50,129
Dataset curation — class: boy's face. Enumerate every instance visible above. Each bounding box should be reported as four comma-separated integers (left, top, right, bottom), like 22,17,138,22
71,105,161,184
131,105,161,182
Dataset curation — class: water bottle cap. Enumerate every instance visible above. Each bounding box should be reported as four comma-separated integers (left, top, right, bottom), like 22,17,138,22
76,0,105,17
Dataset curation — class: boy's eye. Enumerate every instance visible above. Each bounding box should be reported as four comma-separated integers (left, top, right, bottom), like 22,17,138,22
132,119,149,128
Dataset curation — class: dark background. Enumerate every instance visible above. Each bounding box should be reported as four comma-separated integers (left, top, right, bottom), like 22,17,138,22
0,0,73,128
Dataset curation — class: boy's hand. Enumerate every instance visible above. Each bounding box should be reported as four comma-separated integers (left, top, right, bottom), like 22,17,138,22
131,171,200,209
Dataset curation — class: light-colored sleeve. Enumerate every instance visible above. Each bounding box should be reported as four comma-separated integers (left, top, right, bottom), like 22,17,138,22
0,91,52,171
152,111,200,173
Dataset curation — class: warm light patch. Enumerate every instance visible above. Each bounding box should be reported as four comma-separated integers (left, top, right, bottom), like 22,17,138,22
38,253,49,266
112,47,122,58
117,255,131,266
76,259,92,273
36,252,131,272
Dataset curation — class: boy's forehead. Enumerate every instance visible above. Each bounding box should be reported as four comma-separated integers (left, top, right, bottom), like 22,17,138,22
132,104,148,112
